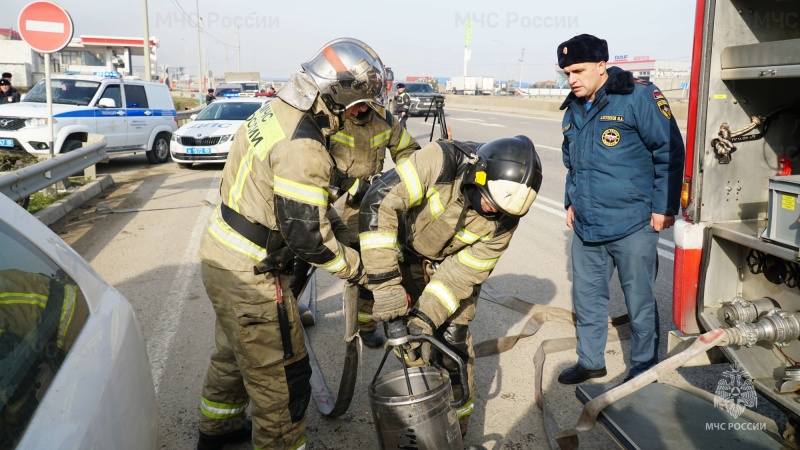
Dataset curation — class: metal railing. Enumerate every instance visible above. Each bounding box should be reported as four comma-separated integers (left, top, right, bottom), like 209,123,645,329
0,134,107,202
176,106,204,127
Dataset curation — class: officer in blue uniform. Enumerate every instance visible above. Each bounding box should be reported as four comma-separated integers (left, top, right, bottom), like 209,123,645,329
556,34,684,384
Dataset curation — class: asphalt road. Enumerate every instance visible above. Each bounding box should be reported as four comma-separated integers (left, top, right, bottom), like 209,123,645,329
47,108,778,449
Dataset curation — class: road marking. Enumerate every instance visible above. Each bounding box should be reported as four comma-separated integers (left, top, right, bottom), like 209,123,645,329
149,172,220,395
26,20,65,33
536,144,562,152
534,194,675,261
451,118,506,127
445,106,564,122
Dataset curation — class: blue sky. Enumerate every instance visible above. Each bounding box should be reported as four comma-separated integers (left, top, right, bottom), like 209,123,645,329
4,0,697,83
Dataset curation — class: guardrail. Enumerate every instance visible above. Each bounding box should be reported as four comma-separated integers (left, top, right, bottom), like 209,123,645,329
176,106,204,127
0,134,107,202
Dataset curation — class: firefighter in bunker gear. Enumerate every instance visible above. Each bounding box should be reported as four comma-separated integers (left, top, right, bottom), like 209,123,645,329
358,136,542,435
0,269,88,444
329,102,420,347
197,38,387,450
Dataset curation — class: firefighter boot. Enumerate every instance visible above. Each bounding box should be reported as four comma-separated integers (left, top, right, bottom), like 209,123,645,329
197,419,252,450
359,329,385,348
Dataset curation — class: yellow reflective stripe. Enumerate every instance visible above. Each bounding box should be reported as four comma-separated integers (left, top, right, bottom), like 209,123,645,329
358,312,373,323
274,176,328,207
311,242,346,273
228,103,285,210
455,228,481,244
426,187,445,219
424,280,458,315
371,129,391,147
200,396,248,420
292,436,307,450
347,179,360,196
395,129,411,155
457,398,474,418
360,231,397,250
0,292,47,308
331,132,355,147
396,159,423,206
457,248,498,271
208,206,267,261
57,285,77,349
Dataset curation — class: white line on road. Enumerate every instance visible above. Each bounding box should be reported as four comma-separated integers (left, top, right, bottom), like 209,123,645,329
451,118,506,127
536,144,562,152
149,173,220,395
534,195,675,261
26,20,65,33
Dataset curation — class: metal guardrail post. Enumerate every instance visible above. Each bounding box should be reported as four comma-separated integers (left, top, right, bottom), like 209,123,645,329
0,134,108,202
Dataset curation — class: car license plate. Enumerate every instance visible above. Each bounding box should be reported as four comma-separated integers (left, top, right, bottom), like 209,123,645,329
186,147,212,154
0,139,13,147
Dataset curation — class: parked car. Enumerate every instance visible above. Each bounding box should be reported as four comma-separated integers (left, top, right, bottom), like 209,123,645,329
170,97,271,168
0,193,157,449
388,81,442,116
0,72,177,164
213,83,244,98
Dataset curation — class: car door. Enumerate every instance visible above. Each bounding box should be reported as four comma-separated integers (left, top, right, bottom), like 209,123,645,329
123,84,151,149
94,83,127,149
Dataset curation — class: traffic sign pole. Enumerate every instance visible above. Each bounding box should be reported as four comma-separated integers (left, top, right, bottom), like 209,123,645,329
45,53,53,156
17,1,75,157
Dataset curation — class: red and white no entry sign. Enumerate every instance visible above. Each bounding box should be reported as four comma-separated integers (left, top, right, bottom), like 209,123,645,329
17,1,74,53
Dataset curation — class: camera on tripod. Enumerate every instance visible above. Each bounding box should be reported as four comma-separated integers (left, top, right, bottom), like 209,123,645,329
424,94,448,142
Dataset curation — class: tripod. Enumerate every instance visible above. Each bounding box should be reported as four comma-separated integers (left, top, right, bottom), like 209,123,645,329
423,95,448,142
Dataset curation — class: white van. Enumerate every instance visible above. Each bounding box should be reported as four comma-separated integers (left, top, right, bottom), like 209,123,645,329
0,73,178,164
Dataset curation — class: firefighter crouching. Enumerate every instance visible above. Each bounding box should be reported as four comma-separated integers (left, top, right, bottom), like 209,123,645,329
196,38,387,450
328,102,420,348
358,136,543,436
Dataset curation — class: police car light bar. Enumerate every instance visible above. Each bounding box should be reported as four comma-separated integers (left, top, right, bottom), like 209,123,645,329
222,92,240,97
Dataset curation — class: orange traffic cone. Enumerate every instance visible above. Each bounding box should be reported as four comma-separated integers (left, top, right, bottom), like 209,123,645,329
447,126,453,139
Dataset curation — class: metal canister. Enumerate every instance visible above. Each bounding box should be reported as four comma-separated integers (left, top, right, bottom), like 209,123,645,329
369,366,463,449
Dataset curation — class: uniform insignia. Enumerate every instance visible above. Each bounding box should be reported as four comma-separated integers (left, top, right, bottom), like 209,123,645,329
653,90,665,100
563,123,571,132
599,115,624,122
657,99,672,120
475,171,487,185
601,128,621,147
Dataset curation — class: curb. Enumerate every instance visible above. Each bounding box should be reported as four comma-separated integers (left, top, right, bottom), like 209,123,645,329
34,174,115,226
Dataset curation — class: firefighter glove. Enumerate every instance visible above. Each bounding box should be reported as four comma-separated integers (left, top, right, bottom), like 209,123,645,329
372,285,409,322
406,317,433,365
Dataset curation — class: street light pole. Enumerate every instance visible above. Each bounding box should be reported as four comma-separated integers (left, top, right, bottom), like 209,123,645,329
142,0,151,80
181,38,190,91
195,0,203,104
493,39,505,94
518,48,525,94
237,25,241,72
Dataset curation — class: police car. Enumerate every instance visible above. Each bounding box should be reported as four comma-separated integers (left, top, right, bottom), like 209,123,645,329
0,72,177,164
170,96,271,168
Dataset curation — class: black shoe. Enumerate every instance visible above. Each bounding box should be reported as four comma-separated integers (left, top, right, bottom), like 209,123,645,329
197,419,252,450
359,330,385,348
558,364,607,385
466,446,488,450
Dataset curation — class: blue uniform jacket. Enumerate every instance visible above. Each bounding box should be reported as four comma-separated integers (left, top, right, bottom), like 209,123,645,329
560,66,684,243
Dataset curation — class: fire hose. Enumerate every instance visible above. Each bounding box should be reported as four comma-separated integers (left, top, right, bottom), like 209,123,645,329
548,306,800,449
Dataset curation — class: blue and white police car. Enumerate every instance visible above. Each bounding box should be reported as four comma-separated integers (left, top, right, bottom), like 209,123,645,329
170,96,271,168
0,72,177,164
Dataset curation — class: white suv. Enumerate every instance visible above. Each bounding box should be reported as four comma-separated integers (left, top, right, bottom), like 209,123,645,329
0,73,177,164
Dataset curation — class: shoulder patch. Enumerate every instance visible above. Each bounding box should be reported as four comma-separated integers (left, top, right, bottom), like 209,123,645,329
657,99,672,120
653,89,665,100
292,113,324,144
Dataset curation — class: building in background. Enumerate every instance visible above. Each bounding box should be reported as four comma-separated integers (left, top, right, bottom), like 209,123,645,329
0,34,158,88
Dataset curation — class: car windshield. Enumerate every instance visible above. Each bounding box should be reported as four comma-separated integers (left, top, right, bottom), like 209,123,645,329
241,82,259,92
406,84,434,93
195,102,264,121
23,79,101,106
